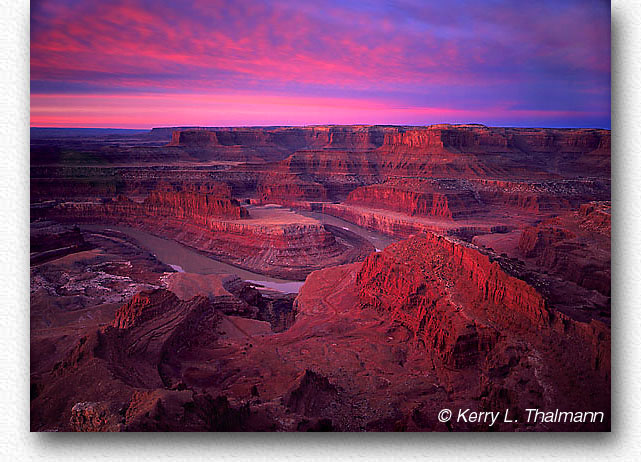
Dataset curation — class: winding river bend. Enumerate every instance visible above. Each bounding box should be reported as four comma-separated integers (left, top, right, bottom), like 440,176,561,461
83,211,396,294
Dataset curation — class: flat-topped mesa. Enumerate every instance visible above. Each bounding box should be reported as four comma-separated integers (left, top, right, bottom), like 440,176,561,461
168,124,610,155
508,128,610,154
268,126,609,184
380,125,610,152
166,126,402,164
322,126,388,149
346,179,485,219
169,127,291,147
185,220,373,280
377,126,610,179
170,129,219,146
168,125,393,151
380,125,506,151
166,127,300,162
49,193,373,279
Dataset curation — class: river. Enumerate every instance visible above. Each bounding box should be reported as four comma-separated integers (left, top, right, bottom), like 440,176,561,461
83,211,396,294
85,225,305,294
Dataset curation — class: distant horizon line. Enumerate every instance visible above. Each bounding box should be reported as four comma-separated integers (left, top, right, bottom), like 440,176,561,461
30,123,612,130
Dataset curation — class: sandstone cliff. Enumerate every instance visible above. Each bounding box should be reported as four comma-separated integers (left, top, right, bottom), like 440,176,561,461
353,234,609,428
346,179,486,219
49,191,374,280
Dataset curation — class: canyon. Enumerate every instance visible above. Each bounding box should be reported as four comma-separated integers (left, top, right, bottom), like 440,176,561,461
30,124,610,431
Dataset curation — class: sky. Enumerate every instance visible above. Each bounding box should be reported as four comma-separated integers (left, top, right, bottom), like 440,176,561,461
30,0,611,129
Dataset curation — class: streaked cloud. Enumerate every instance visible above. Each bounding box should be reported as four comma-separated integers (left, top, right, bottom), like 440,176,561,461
31,0,611,128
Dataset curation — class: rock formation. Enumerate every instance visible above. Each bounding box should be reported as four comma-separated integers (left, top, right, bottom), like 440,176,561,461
352,234,610,429
48,190,374,280
346,179,486,219
32,285,285,431
30,124,611,432
519,201,611,295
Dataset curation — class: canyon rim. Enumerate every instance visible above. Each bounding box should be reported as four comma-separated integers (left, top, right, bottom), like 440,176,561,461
30,0,611,432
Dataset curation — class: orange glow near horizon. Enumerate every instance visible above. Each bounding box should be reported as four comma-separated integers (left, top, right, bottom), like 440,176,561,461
30,0,610,129
30,93,599,129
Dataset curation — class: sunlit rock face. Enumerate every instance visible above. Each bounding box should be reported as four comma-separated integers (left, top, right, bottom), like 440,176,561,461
31,124,610,431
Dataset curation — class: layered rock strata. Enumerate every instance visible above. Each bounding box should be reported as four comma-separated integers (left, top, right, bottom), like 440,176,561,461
354,234,609,429
518,201,611,295
32,288,274,431
30,124,611,432
346,179,486,219
49,191,373,280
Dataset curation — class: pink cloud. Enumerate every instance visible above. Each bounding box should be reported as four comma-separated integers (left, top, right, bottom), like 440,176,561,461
30,0,610,128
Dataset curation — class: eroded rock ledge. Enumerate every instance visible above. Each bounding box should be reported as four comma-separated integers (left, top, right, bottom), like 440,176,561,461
48,190,374,280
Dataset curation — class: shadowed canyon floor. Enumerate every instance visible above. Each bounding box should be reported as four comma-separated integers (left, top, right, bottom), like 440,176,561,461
31,125,610,431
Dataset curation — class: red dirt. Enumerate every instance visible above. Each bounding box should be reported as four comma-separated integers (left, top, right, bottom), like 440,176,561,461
30,124,611,432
